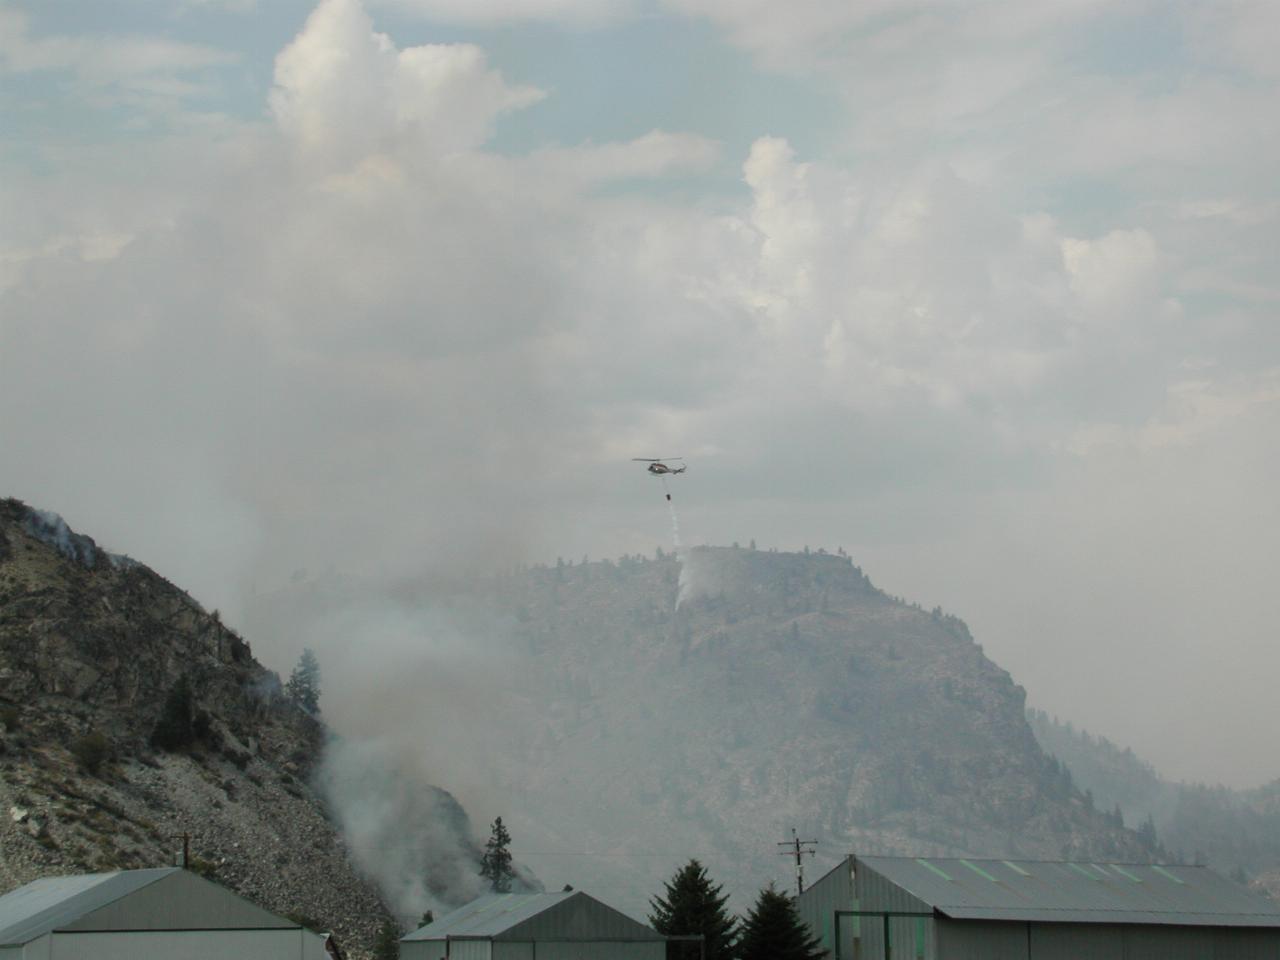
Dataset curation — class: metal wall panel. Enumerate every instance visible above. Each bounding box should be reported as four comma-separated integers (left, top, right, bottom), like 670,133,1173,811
514,941,665,960
857,858,936,960
492,940,532,960
47,928,310,959
403,938,492,960
18,933,48,960
1026,923,1123,960
1122,925,1213,960
935,920,1027,960
798,861,857,960
993,922,1280,960
1208,927,1280,960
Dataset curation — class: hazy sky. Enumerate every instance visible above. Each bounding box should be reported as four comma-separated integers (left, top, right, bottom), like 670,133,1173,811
2,0,1278,789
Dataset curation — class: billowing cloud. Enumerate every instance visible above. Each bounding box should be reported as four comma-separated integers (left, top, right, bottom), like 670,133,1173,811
271,0,544,166
371,0,636,25
2,0,1279,790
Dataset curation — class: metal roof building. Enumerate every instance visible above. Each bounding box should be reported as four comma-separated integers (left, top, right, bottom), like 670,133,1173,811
0,867,328,959
796,855,1280,960
402,891,667,960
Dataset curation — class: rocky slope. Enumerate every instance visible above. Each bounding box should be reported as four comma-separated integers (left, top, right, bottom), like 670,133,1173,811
249,545,1158,915
1029,709,1280,901
0,499,419,957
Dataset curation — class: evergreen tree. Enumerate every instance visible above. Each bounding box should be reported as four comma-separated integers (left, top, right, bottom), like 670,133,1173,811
150,675,194,750
649,860,738,960
737,885,825,960
480,817,514,892
285,648,321,715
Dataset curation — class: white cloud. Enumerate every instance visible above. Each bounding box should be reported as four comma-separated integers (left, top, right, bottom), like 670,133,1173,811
371,0,635,25
270,0,543,167
1061,227,1160,318
527,130,720,182
0,6,235,83
1185,0,1280,79
1068,370,1280,455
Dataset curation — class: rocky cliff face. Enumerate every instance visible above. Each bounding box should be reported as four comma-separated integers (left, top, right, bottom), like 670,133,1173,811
0,499,399,957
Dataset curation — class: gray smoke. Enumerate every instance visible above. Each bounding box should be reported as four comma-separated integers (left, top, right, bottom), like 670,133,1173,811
247,575,548,912
20,505,138,572
316,738,487,922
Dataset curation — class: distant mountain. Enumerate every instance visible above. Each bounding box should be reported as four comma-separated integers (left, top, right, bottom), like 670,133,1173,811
250,544,1159,915
0,499,492,958
1029,709,1280,898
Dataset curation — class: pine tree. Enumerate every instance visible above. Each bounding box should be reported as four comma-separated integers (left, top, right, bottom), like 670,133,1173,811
150,675,194,750
649,860,739,960
737,885,825,960
285,648,321,715
480,817,514,892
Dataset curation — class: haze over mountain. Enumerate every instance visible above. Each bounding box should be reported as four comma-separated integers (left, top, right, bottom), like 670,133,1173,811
1028,709,1280,902
247,541,1173,915
7,496,1276,939
4,0,1280,798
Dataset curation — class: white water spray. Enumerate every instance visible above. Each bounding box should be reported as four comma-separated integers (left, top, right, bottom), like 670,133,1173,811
662,476,695,609
662,477,683,555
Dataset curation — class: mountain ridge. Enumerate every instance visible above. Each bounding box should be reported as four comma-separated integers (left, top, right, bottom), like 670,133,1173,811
1028,708,1280,901
248,543,1164,915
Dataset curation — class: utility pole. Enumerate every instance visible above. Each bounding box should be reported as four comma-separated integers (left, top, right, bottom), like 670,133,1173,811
777,828,818,895
171,832,192,868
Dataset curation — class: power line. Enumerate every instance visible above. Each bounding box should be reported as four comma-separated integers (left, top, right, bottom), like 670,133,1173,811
777,828,817,896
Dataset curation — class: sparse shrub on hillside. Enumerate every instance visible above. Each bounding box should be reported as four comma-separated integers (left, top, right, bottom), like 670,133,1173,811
150,675,195,750
70,730,111,776
189,855,219,880
222,746,251,769
373,919,401,960
0,704,20,731
286,912,326,932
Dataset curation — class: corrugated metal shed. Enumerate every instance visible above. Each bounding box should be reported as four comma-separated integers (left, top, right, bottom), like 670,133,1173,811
857,856,1280,928
0,868,176,945
404,892,663,942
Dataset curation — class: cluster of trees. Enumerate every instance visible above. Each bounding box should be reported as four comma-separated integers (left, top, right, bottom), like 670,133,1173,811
472,824,822,960
650,860,824,960
149,648,322,756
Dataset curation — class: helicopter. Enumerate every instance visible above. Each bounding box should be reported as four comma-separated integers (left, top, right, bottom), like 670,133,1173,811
632,458,687,476
634,458,686,500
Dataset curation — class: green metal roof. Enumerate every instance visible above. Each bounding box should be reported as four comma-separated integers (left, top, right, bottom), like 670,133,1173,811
857,856,1280,928
0,869,178,945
